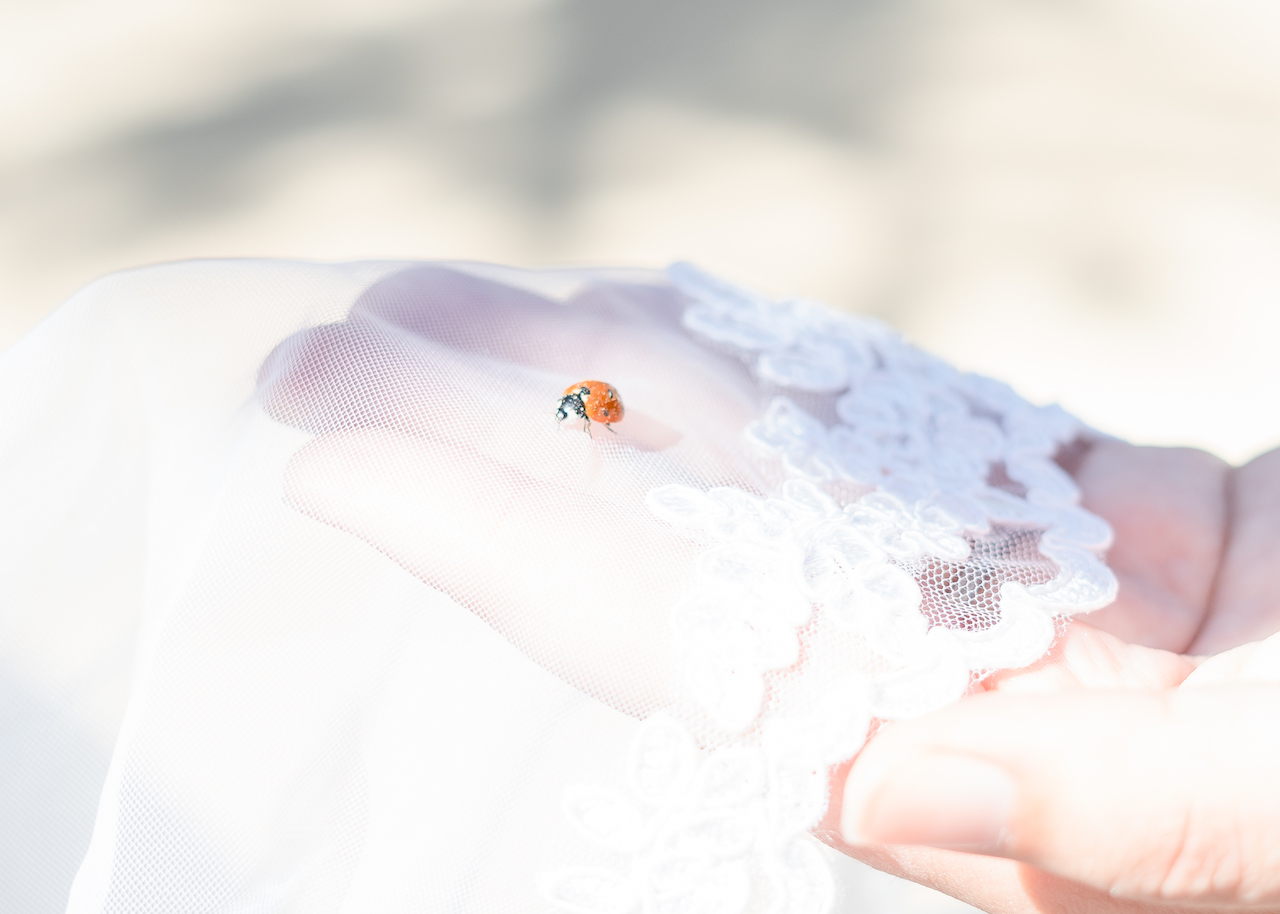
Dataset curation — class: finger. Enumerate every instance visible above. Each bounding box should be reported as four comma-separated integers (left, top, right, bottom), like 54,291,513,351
817,839,1203,914
344,264,762,437
1183,631,1280,688
821,766,1234,914
257,271,762,482
1195,447,1280,654
980,622,1194,695
818,629,1197,913
348,265,698,383
839,686,1280,907
1069,441,1228,653
283,427,696,716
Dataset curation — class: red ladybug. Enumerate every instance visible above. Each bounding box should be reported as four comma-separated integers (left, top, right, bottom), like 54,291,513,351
556,380,624,433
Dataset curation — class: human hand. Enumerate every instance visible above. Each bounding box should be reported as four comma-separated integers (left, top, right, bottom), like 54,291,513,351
258,264,763,717
261,265,1280,910
826,442,1280,912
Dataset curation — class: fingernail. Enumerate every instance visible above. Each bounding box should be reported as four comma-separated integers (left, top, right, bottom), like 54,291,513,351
842,753,1016,853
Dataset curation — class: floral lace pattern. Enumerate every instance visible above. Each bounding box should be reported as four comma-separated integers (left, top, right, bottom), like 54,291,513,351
546,264,1118,914
543,715,843,914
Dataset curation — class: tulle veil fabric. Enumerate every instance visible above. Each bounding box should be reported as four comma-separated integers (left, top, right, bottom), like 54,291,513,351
0,259,1112,912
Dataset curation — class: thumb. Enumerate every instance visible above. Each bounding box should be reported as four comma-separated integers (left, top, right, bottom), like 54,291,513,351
839,686,1280,906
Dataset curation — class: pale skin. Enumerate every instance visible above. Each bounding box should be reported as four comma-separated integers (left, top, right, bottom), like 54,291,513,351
264,266,1280,913
825,441,1280,912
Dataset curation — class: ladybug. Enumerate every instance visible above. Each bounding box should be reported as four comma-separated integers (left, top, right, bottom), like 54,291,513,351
556,380,624,433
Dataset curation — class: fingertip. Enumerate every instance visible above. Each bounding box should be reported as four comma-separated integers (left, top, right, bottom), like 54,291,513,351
596,411,682,451
841,750,1016,854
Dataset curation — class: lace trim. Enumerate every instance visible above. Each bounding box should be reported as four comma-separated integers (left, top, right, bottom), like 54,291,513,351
547,264,1117,914
542,715,839,914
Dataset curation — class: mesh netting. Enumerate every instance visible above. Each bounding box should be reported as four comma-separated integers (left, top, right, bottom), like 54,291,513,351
912,527,1060,632
0,259,1112,914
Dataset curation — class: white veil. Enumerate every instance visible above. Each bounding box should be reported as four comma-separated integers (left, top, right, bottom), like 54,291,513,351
0,259,1116,913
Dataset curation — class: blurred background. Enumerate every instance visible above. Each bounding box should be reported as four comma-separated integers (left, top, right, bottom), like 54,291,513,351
3,0,1279,464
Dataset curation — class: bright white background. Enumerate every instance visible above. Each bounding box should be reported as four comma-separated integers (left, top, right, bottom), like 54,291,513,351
4,0,1280,463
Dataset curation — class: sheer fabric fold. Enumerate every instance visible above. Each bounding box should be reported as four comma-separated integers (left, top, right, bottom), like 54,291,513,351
0,259,1114,913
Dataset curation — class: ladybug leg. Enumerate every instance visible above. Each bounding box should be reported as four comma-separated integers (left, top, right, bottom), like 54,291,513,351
605,423,617,434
